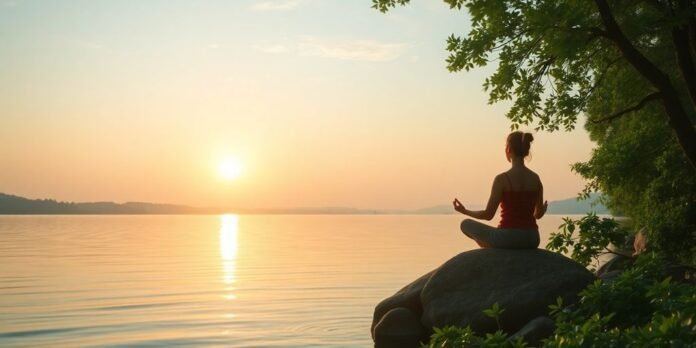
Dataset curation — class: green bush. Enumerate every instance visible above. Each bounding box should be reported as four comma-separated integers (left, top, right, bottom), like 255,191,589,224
425,303,527,348
544,253,696,347
546,213,628,270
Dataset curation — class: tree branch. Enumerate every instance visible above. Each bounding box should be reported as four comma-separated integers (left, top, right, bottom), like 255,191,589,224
594,0,672,87
590,56,624,95
602,247,634,258
579,56,624,109
590,92,661,123
492,29,529,50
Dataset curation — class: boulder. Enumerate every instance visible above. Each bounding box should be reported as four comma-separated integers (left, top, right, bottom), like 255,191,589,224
373,307,426,348
420,249,595,334
371,269,435,338
507,316,556,346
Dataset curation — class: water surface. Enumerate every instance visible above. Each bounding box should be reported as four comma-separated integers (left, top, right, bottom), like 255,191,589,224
0,214,575,347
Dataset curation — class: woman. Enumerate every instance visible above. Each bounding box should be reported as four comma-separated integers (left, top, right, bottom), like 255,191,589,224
452,131,548,249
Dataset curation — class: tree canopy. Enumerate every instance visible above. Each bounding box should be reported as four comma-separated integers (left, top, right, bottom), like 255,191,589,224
374,0,696,170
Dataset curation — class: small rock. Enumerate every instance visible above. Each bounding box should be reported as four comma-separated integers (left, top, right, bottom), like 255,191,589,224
373,307,426,348
507,316,556,346
371,269,435,338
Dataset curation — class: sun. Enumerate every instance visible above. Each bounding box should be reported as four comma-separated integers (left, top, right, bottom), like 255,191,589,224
218,158,243,180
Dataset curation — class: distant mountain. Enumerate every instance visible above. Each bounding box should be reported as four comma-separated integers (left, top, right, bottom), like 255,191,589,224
0,193,207,214
407,196,609,215
546,193,610,215
0,192,610,215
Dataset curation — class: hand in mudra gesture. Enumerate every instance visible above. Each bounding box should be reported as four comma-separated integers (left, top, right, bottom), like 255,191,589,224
452,198,466,214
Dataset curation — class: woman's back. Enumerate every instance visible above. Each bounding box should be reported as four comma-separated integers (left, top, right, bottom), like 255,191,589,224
502,167,541,192
499,169,540,229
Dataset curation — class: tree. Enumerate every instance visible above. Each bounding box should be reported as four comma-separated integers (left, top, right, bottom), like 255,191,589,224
373,0,696,171
373,0,696,260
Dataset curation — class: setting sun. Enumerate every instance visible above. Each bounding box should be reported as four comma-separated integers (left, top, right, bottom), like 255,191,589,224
218,158,243,180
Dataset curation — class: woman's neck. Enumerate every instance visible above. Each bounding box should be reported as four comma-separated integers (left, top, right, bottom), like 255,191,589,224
510,156,526,168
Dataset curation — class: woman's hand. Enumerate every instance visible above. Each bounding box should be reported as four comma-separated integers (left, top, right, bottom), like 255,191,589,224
453,198,466,214
535,200,549,219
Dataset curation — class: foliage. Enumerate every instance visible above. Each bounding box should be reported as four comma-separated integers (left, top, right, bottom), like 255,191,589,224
372,0,696,134
483,302,506,331
425,303,527,348
546,213,628,270
574,99,696,264
545,253,696,347
425,326,527,348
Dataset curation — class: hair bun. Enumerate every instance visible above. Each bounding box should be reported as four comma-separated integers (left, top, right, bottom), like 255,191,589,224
507,131,534,158
523,132,534,144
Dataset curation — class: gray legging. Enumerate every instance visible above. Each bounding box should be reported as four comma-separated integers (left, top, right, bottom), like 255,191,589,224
460,219,540,249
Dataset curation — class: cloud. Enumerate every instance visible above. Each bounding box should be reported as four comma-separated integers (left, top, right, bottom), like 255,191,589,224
297,38,408,62
254,44,290,54
251,0,303,11
254,37,409,62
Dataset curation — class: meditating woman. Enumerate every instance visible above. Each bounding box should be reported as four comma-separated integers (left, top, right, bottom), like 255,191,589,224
452,131,547,249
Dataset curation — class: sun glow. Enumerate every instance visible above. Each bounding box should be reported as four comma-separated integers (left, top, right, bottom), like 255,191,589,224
218,158,242,180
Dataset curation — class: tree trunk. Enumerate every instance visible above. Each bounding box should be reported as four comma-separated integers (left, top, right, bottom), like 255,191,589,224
594,0,696,171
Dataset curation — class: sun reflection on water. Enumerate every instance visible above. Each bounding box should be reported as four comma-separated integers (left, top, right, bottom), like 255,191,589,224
219,214,239,291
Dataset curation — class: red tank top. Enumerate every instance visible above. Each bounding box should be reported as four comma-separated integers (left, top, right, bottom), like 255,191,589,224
498,174,539,229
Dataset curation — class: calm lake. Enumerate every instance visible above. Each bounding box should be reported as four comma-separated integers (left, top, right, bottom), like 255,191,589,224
0,214,581,347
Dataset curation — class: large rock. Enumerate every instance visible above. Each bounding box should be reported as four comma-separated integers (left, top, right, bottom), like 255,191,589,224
421,249,595,334
372,248,595,346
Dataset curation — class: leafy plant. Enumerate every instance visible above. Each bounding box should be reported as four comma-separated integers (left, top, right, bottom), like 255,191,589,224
425,303,527,348
483,302,506,331
544,253,696,347
546,213,629,269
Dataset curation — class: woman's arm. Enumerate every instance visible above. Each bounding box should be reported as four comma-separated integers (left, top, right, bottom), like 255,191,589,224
453,175,503,221
534,179,548,219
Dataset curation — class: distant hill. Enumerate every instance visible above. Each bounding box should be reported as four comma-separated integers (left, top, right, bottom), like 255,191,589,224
405,195,609,215
0,193,207,214
546,193,610,215
0,192,610,215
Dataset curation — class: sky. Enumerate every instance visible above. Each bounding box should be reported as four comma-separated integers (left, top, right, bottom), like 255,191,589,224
0,0,594,210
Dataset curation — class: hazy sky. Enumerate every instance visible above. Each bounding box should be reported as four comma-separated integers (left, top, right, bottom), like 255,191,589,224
1,0,594,210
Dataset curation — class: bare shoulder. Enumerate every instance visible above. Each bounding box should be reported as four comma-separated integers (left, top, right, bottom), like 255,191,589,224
492,173,508,190
494,173,508,184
